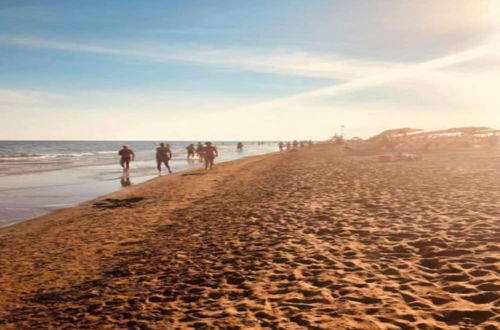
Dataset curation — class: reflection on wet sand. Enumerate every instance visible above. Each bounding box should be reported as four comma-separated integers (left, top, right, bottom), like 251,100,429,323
120,170,132,187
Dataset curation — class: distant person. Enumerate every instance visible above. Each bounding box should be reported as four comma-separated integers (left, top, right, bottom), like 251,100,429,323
237,142,244,152
292,140,299,149
156,143,172,174
278,142,284,151
118,146,135,169
202,142,218,169
196,142,204,158
186,144,195,159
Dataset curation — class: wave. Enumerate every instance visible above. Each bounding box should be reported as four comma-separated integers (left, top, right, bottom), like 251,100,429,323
55,152,94,157
0,153,43,159
0,151,112,161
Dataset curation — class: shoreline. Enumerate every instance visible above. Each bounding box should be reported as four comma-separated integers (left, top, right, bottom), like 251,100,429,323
1,145,498,329
1,150,279,230
0,145,278,228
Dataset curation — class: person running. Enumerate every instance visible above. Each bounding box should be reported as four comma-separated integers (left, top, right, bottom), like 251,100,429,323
278,141,284,151
186,144,195,159
202,142,218,170
156,143,172,174
118,145,135,169
237,142,244,152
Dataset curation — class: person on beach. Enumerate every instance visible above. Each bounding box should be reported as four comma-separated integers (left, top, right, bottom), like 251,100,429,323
118,146,135,169
278,142,284,151
196,142,204,158
156,143,172,174
202,142,218,169
237,142,244,152
186,144,195,159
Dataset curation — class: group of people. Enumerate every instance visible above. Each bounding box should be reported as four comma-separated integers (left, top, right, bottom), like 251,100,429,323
118,141,219,174
118,140,311,176
277,140,313,151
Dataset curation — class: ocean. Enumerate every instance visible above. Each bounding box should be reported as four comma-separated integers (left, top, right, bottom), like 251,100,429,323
0,141,278,227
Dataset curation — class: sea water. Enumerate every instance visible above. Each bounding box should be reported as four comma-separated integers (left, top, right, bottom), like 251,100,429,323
0,141,278,227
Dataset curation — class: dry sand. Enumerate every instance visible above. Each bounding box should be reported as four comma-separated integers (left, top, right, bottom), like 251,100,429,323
0,144,498,329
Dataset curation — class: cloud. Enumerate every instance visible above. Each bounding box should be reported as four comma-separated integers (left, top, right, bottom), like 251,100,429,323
176,36,500,139
229,37,500,110
0,89,63,104
0,35,402,80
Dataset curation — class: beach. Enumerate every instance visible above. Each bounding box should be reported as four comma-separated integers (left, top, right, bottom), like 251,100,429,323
0,144,498,329
0,141,277,227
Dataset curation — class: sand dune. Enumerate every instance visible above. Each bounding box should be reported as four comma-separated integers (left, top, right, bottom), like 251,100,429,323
0,145,498,329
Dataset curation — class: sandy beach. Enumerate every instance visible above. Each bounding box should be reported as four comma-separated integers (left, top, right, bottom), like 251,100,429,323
0,144,498,329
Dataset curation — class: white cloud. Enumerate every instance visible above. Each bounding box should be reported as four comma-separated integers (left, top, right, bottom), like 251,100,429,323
0,35,402,81
167,37,500,139
0,89,63,104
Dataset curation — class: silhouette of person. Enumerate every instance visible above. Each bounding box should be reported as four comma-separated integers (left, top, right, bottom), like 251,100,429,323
186,144,195,159
278,142,284,151
156,143,172,174
237,142,244,152
196,142,204,159
202,142,218,169
118,145,135,169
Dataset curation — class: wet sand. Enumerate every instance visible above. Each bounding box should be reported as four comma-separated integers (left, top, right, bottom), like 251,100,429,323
0,144,498,329
0,143,276,227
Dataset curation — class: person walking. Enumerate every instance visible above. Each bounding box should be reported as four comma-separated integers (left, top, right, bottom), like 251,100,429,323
186,144,195,159
202,142,218,170
196,142,204,159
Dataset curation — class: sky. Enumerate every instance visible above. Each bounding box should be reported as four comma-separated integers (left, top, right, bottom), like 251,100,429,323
1,0,500,140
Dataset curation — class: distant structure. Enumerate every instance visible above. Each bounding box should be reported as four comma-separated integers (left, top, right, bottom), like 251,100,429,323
367,126,500,151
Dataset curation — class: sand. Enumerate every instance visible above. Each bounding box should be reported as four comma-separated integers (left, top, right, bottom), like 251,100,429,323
0,144,498,329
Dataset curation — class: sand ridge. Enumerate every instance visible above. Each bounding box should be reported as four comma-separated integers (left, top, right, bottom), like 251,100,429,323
0,145,499,329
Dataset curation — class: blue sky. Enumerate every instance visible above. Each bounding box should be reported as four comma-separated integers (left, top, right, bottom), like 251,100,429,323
1,0,500,140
